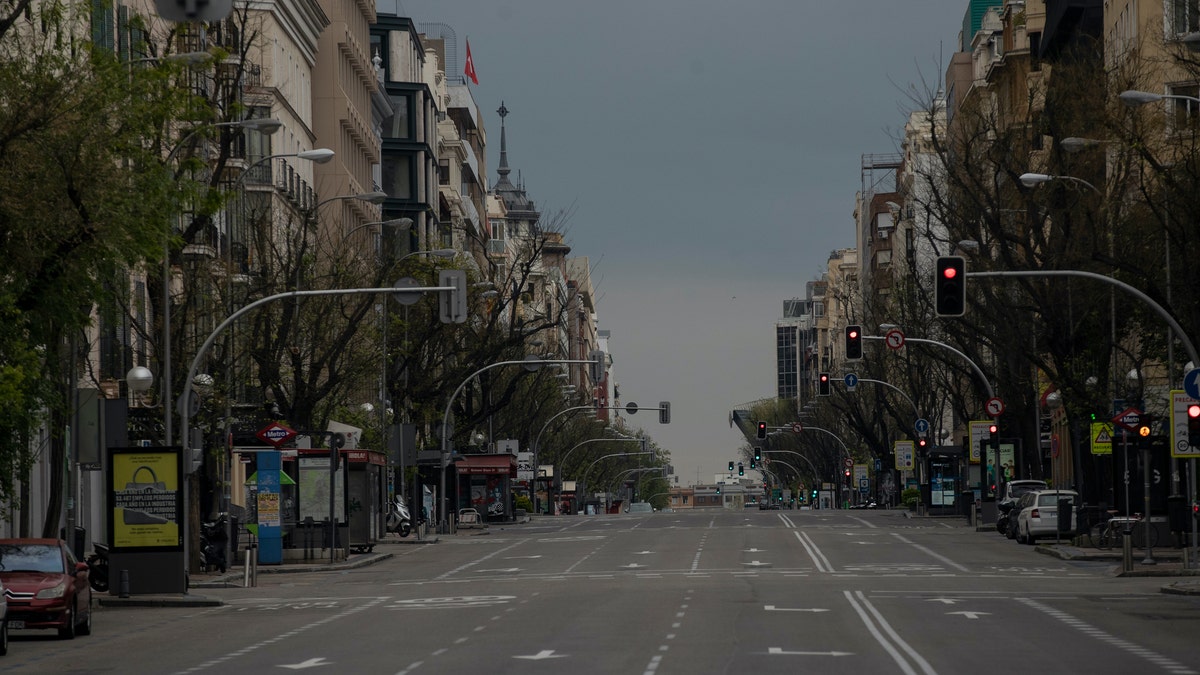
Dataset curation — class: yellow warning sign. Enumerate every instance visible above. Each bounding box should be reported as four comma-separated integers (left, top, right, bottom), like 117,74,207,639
1091,422,1113,455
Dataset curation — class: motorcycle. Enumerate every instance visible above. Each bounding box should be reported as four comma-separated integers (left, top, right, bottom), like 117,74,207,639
86,542,109,593
996,501,1015,536
386,497,412,537
200,513,229,573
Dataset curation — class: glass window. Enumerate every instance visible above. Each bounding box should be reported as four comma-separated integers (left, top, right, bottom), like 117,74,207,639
383,94,410,140
381,155,413,199
1173,0,1200,35
1169,83,1200,128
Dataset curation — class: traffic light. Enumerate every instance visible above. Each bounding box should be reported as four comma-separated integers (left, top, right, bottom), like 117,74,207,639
738,462,745,476
716,486,721,494
1185,402,1200,444
934,256,966,317
749,459,756,469
728,460,735,473
845,325,863,361
754,446,762,462
917,438,928,451
818,372,830,396
1135,417,1153,448
659,401,671,424
757,420,768,439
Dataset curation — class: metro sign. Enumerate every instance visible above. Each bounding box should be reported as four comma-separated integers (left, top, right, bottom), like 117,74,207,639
1112,407,1143,433
257,422,297,447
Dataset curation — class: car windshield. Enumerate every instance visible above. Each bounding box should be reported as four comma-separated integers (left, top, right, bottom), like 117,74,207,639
1038,494,1075,507
628,503,653,513
0,544,63,573
1011,484,1045,498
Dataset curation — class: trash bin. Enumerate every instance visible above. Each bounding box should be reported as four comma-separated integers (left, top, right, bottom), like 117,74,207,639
1058,498,1074,534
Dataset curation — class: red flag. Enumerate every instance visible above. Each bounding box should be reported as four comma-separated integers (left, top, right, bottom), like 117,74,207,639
464,39,479,85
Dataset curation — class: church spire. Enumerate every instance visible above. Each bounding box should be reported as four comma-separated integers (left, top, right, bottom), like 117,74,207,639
495,101,514,190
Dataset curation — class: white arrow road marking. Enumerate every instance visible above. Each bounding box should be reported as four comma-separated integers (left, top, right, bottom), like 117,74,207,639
514,650,568,660
621,563,647,569
764,605,830,613
948,611,990,619
473,568,522,573
928,598,962,605
768,648,853,657
279,657,331,669
743,560,772,567
744,548,766,552
632,550,654,555
504,555,542,559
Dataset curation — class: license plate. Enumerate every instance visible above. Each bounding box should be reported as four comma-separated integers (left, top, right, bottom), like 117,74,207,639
8,620,24,629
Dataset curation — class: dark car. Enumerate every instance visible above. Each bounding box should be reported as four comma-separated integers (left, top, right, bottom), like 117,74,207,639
0,578,7,655
0,539,92,639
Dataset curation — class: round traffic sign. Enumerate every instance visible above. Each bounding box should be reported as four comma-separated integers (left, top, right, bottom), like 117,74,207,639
1185,368,1200,400
844,373,859,388
791,422,803,433
626,402,639,415
885,329,906,350
914,418,930,434
392,277,422,305
985,397,1005,417
843,457,854,469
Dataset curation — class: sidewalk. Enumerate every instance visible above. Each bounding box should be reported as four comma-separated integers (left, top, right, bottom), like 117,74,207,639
96,523,508,608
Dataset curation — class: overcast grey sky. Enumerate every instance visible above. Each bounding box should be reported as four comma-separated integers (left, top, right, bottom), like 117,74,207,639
400,0,964,485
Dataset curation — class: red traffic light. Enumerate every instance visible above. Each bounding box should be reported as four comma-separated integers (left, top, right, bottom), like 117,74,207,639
1188,404,1200,419
917,438,928,447
942,266,958,280
988,424,998,434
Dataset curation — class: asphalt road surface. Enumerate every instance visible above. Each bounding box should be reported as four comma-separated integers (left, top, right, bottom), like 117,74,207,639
6,508,1200,674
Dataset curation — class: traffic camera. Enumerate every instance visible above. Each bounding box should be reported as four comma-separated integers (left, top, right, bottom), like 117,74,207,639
845,325,863,361
818,372,830,396
934,256,966,317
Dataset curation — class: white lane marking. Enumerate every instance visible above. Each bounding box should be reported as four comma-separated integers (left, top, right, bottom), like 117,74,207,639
1017,597,1197,674
513,650,567,660
765,605,829,613
793,530,834,573
177,598,387,674
778,513,796,528
947,611,989,619
768,648,854,657
393,660,424,675
891,533,971,572
642,654,663,674
436,541,526,579
849,590,938,675
847,515,878,529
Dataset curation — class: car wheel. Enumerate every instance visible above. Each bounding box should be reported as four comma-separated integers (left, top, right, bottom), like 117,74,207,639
58,604,76,640
0,618,8,655
77,603,92,637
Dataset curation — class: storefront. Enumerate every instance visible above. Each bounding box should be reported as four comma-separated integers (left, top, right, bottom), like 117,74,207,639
455,453,517,523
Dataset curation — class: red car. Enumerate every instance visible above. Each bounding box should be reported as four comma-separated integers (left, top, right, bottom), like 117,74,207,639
0,539,92,639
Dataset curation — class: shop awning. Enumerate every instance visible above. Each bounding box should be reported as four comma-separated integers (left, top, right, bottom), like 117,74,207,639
455,454,517,476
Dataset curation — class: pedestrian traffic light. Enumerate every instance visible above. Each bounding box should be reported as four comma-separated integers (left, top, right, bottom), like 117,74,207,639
1188,404,1200,447
754,446,762,462
934,256,966,317
757,420,768,439
845,325,863,361
738,462,745,476
728,460,735,473
1136,418,1153,448
818,372,830,396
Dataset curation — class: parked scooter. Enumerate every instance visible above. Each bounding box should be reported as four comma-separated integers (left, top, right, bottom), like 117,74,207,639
386,497,412,537
200,513,229,573
86,542,109,593
996,500,1015,536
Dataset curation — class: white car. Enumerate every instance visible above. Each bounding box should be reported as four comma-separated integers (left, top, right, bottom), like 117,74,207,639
1015,489,1078,544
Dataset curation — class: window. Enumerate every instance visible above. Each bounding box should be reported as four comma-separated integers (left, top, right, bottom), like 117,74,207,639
1169,83,1200,128
383,94,410,140
437,159,450,185
1173,0,1200,35
381,155,413,199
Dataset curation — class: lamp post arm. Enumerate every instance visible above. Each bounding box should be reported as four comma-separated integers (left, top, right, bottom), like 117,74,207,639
865,334,994,401
853,377,920,419
968,269,1200,367
580,451,653,490
763,449,821,481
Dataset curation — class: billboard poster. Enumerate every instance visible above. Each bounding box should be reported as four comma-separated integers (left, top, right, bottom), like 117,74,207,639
109,447,182,550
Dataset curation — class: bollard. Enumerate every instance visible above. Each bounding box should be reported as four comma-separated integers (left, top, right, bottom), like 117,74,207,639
1122,529,1134,572
119,569,130,598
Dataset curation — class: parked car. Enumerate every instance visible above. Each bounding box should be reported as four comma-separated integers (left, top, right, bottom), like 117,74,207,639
0,578,7,655
0,538,92,639
997,480,1048,537
1014,490,1079,544
627,502,654,514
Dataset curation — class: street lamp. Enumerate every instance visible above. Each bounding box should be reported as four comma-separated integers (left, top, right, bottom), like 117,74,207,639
1119,89,1200,108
